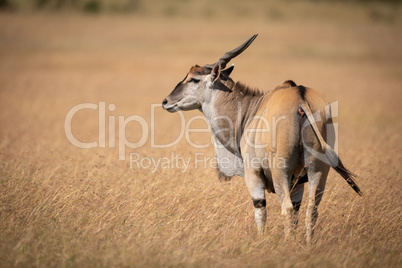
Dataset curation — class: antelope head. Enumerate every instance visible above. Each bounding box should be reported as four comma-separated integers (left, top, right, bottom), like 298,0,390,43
162,34,258,113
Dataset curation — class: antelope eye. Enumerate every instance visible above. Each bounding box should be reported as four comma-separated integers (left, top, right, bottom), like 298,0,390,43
189,78,200,84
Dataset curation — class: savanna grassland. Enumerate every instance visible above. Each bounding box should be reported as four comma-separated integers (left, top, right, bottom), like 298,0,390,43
0,0,401,267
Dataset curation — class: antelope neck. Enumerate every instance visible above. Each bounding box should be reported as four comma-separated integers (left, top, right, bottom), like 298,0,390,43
201,81,265,156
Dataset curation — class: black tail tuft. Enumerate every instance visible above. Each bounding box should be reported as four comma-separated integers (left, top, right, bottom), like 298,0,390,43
325,146,363,196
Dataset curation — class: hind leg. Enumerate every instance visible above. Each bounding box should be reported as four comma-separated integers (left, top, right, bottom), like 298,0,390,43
290,180,305,227
272,168,294,238
305,163,329,244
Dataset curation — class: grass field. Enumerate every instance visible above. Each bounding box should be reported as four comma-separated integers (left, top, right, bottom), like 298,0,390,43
0,1,401,267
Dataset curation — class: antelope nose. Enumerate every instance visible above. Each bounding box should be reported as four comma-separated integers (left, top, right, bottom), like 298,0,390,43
162,98,168,109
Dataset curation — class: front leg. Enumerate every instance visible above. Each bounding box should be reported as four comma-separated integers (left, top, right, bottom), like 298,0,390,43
253,198,267,235
245,170,267,235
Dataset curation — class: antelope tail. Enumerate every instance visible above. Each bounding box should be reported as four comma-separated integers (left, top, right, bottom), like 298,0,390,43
299,103,363,196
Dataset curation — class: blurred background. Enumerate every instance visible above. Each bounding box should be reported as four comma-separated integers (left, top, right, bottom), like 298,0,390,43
0,0,401,267
1,0,401,18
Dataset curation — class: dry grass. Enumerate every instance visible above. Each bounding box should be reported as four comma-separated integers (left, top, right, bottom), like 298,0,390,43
0,1,401,267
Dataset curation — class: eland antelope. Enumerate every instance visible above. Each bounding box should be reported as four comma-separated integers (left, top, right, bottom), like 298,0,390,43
162,34,362,243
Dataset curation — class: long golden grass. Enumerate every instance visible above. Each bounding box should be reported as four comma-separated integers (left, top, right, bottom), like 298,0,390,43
0,1,401,267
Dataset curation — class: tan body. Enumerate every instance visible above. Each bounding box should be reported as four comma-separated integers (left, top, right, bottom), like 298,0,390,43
240,83,333,240
162,35,361,243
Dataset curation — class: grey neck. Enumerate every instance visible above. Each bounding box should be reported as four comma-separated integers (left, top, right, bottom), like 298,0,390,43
201,81,265,156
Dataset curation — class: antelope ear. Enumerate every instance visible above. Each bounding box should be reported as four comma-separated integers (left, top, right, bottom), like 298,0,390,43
211,64,221,83
221,64,234,77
